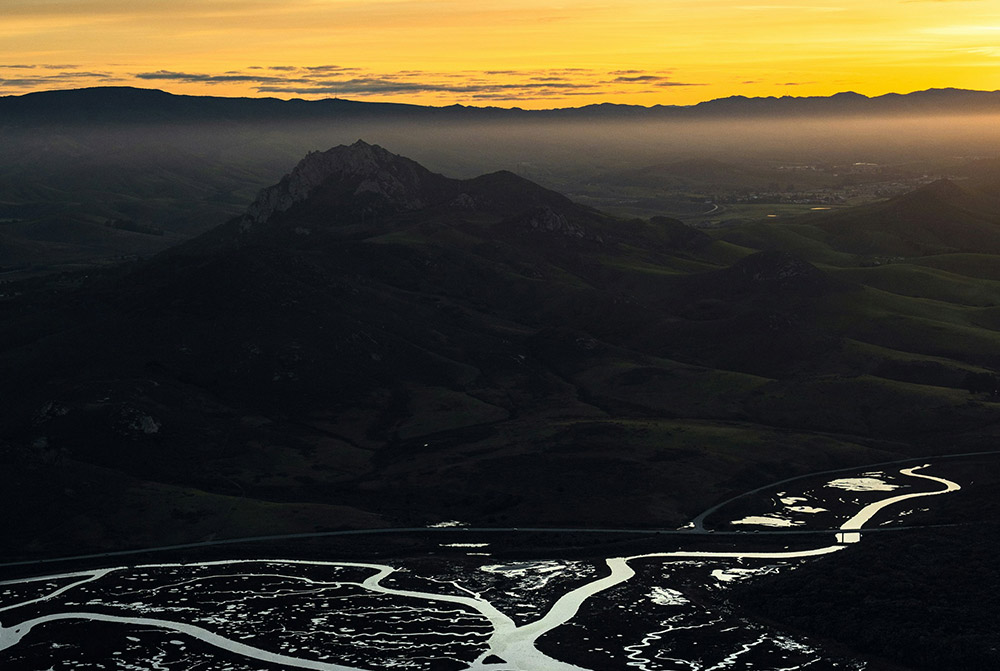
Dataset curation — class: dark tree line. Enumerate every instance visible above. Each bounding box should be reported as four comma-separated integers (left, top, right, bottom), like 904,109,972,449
964,371,999,395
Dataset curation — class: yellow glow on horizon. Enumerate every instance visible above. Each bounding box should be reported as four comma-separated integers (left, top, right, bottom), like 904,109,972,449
2,0,999,108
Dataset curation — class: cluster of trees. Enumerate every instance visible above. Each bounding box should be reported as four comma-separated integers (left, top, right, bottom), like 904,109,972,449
105,219,164,236
964,371,1000,396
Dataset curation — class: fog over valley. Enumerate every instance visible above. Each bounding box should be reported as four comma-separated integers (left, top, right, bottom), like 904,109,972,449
4,88,1000,273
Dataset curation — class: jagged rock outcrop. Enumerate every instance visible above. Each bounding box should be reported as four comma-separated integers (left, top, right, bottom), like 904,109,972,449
447,193,477,210
520,206,585,238
732,250,825,286
234,140,608,247
241,140,448,229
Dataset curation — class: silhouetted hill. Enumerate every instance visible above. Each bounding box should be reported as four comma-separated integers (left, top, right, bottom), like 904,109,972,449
182,141,606,250
0,87,443,126
689,88,1000,117
809,178,1000,256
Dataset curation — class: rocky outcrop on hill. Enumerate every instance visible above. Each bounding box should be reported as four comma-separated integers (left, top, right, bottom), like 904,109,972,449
731,250,826,288
234,141,610,248
512,206,587,238
241,140,450,228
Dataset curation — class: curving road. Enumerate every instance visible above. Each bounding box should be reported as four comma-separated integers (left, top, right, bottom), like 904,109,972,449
4,452,994,572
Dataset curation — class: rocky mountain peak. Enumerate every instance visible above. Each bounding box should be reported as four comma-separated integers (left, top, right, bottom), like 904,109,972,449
241,140,444,228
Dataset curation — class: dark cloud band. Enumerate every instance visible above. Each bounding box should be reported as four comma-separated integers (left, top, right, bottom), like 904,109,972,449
128,65,702,100
1,63,702,102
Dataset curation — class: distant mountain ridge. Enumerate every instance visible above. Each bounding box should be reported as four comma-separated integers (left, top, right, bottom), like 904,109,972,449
2,86,999,126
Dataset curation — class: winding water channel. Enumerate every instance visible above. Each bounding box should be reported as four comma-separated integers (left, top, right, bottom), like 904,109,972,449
0,463,964,670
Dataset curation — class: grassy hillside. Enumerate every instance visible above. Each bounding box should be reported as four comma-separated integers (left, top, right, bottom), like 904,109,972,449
4,143,1000,567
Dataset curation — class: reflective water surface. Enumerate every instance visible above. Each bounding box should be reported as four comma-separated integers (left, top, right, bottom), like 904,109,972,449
0,464,960,670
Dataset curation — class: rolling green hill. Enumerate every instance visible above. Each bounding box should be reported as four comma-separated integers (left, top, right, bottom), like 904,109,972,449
4,141,1000,564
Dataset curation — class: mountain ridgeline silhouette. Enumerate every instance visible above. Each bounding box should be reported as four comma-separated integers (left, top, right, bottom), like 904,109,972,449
4,87,1000,125
197,140,609,245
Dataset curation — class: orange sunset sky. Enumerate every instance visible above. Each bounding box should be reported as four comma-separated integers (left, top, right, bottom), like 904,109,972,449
2,0,1000,109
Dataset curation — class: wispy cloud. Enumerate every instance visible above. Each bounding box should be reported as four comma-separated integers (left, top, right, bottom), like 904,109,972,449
135,70,310,84
2,63,81,71
257,78,600,96
604,71,703,87
923,24,1000,35
963,46,1000,56
2,62,703,105
127,65,704,102
656,81,706,87
737,4,846,10
0,68,120,89
301,65,362,73
613,75,668,82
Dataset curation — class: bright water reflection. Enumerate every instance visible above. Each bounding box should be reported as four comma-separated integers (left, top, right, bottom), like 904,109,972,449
0,464,960,670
